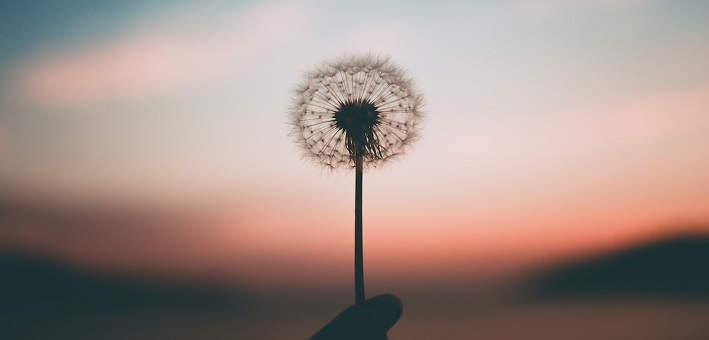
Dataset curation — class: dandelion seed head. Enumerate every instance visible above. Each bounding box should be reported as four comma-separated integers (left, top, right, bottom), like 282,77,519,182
289,53,424,170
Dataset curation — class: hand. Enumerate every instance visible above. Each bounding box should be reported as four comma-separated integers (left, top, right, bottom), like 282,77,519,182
310,294,403,340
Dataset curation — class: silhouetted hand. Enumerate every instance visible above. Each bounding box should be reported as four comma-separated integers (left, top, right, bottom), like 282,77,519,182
310,294,403,340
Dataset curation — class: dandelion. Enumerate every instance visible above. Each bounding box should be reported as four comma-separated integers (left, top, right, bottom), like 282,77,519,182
289,53,424,305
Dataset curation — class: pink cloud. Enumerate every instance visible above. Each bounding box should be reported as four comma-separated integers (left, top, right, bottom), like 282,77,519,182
21,36,206,106
606,86,709,144
497,85,709,160
540,85,709,157
17,2,309,109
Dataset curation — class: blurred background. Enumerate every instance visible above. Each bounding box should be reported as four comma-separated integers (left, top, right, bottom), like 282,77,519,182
1,0,708,339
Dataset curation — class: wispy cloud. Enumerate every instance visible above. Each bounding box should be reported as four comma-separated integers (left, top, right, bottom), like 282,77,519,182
603,85,709,145
529,85,709,159
436,84,709,180
16,1,311,110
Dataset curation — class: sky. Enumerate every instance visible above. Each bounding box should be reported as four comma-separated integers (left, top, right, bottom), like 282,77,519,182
1,0,708,289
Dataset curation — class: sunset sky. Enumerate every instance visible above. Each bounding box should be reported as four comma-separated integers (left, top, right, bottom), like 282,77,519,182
1,0,708,289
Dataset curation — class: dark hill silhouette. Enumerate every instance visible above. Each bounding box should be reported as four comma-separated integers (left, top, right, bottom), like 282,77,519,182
0,252,247,314
524,232,709,300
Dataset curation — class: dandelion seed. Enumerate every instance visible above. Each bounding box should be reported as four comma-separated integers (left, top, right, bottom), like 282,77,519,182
288,53,424,306
289,54,424,169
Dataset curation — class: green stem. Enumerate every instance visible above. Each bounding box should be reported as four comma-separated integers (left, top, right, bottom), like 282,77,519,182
355,155,365,305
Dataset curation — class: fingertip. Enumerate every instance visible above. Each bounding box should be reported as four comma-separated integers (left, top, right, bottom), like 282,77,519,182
364,294,403,331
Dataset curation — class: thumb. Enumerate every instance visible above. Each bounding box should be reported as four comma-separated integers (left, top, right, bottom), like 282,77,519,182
310,294,403,340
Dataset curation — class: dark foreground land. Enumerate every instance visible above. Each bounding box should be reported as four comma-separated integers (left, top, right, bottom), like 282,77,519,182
3,233,709,339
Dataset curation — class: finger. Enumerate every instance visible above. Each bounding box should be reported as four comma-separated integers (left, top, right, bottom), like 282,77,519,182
310,294,403,340
362,294,403,331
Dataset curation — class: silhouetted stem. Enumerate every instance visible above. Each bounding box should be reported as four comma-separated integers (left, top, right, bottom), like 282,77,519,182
355,155,365,305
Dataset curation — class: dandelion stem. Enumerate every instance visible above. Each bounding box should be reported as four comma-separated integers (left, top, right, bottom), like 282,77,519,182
354,154,365,305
